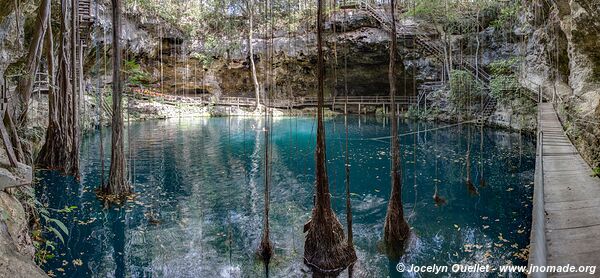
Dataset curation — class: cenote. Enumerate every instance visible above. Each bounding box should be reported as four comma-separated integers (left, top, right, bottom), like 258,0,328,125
34,116,535,277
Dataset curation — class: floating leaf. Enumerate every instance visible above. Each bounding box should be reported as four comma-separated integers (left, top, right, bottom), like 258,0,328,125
49,219,69,236
48,227,64,244
73,259,83,266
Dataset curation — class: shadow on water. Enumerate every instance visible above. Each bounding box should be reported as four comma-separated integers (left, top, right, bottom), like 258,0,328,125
109,209,126,278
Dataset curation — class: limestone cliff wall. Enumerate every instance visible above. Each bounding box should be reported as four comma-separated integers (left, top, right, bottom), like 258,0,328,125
522,0,600,168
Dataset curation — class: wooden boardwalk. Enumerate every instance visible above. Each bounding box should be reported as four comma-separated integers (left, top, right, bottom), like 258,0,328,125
530,103,600,277
130,91,418,113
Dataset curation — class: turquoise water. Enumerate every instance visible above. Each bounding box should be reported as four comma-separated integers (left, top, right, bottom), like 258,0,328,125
36,116,535,277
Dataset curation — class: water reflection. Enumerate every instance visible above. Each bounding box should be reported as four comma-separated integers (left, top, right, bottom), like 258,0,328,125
36,116,535,277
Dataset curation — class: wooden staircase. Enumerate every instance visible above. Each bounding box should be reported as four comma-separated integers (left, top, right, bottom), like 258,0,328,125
356,0,491,85
78,0,92,47
477,97,497,124
348,0,498,118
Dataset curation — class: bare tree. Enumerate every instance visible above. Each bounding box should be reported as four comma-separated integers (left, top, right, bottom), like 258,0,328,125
37,0,80,177
303,0,356,274
13,0,51,126
70,0,80,178
248,0,262,112
103,0,131,199
383,0,410,260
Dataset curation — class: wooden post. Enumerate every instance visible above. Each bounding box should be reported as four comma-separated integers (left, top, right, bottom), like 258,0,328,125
358,103,361,114
344,102,347,114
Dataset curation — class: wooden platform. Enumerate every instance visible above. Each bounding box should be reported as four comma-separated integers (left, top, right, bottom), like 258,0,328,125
129,92,418,112
532,103,600,277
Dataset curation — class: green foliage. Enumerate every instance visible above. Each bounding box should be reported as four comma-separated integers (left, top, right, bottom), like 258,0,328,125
25,186,74,265
124,59,151,85
405,105,422,119
405,106,441,120
123,0,315,56
489,58,525,105
191,52,214,67
409,0,500,33
449,70,482,109
491,2,521,29
592,167,600,178
489,58,518,76
490,75,520,100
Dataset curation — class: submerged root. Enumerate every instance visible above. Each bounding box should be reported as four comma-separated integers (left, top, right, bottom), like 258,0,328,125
94,187,135,205
304,208,357,275
258,235,273,263
433,192,447,207
383,202,411,260
466,180,479,196
479,177,486,187
144,209,161,225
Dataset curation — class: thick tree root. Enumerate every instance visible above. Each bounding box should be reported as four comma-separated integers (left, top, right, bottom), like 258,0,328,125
304,208,357,275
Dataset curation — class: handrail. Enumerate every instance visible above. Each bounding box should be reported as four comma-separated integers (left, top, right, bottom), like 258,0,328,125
358,0,490,85
528,101,547,278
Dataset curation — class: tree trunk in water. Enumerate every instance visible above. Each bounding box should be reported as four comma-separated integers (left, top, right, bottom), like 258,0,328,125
303,0,356,274
37,0,78,177
383,0,410,260
14,0,50,126
466,125,478,195
248,0,261,112
105,0,130,198
70,0,80,179
258,112,273,262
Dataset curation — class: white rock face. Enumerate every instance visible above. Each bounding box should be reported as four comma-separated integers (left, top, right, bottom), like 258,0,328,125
0,9,24,78
522,0,600,166
0,162,32,190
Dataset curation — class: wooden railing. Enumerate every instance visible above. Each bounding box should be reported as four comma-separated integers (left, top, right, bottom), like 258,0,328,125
355,0,491,85
128,88,418,109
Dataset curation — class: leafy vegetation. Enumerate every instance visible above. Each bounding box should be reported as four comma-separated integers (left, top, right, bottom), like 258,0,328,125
490,75,519,99
489,58,519,75
124,59,151,85
15,187,72,265
409,0,502,33
449,70,483,109
490,1,521,29
124,0,316,56
489,58,523,103
592,167,600,178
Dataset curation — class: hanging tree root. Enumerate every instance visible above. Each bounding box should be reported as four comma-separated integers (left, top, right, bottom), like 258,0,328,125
433,187,447,207
466,179,479,196
383,199,411,260
258,233,273,263
304,207,357,275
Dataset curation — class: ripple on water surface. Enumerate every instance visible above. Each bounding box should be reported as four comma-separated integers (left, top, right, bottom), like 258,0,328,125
36,116,535,277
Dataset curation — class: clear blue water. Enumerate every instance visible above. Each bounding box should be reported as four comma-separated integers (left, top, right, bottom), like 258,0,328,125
36,116,535,277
